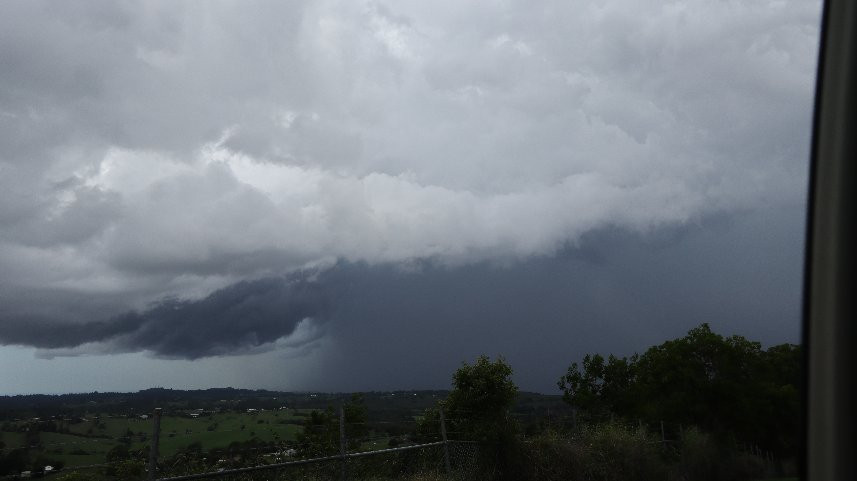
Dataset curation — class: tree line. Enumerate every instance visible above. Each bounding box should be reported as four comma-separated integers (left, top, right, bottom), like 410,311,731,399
557,323,800,457
412,323,800,480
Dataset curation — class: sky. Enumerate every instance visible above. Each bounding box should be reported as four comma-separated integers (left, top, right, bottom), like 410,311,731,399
0,0,821,394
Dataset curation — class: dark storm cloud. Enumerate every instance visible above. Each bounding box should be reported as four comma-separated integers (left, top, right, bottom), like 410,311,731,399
0,0,819,293
1,275,330,359
0,314,144,350
120,276,329,358
0,0,820,391
2,203,805,393
295,205,805,392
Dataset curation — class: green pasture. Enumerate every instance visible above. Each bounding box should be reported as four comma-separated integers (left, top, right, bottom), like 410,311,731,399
0,409,312,467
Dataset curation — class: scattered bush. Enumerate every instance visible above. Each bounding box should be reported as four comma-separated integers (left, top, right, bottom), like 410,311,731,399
579,423,669,481
481,423,773,481
54,473,99,481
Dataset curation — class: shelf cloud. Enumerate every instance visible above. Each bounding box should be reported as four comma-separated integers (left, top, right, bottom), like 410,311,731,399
0,0,818,379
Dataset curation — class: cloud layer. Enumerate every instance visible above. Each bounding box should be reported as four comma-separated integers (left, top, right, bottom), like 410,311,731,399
14,275,330,359
0,0,820,359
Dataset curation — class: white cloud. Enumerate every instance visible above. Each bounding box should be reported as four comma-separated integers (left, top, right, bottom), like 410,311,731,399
0,0,820,318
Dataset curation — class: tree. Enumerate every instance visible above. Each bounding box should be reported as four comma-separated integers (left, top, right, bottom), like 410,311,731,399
419,355,518,442
106,444,130,463
631,324,768,435
557,353,637,419
296,394,368,456
558,324,801,455
0,448,29,476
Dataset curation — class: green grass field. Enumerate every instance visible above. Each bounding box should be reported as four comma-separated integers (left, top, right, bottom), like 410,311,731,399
156,410,304,454
1,409,312,468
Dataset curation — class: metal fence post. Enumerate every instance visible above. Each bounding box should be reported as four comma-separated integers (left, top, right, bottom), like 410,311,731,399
439,408,451,476
339,404,347,481
147,408,162,481
660,420,666,447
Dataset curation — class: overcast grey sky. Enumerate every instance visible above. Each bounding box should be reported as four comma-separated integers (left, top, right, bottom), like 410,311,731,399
0,0,820,394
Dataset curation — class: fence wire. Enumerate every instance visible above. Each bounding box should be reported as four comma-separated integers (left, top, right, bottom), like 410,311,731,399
153,441,481,481
1,408,783,480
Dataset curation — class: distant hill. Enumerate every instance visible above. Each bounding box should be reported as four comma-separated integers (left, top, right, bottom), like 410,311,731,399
0,388,566,421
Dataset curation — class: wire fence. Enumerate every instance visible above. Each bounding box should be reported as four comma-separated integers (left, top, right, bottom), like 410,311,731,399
152,441,484,481
0,406,787,480
146,406,482,481
0,409,473,479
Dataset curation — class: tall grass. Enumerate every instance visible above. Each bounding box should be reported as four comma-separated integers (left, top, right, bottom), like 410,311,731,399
489,422,772,481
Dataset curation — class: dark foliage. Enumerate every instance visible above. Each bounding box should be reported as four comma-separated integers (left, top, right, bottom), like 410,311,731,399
558,323,800,457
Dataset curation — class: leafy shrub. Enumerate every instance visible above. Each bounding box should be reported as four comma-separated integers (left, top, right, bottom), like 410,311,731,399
676,426,719,480
499,424,668,481
53,473,99,481
577,423,669,481
722,452,767,481
676,426,769,481
515,430,587,481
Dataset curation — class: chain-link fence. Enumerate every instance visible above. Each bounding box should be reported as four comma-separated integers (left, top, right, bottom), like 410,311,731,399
142,405,483,481
153,440,482,481
1,408,788,480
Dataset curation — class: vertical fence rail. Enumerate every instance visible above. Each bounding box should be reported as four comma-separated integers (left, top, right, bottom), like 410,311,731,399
439,408,451,476
145,402,462,481
571,407,577,431
148,408,162,481
339,404,347,481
